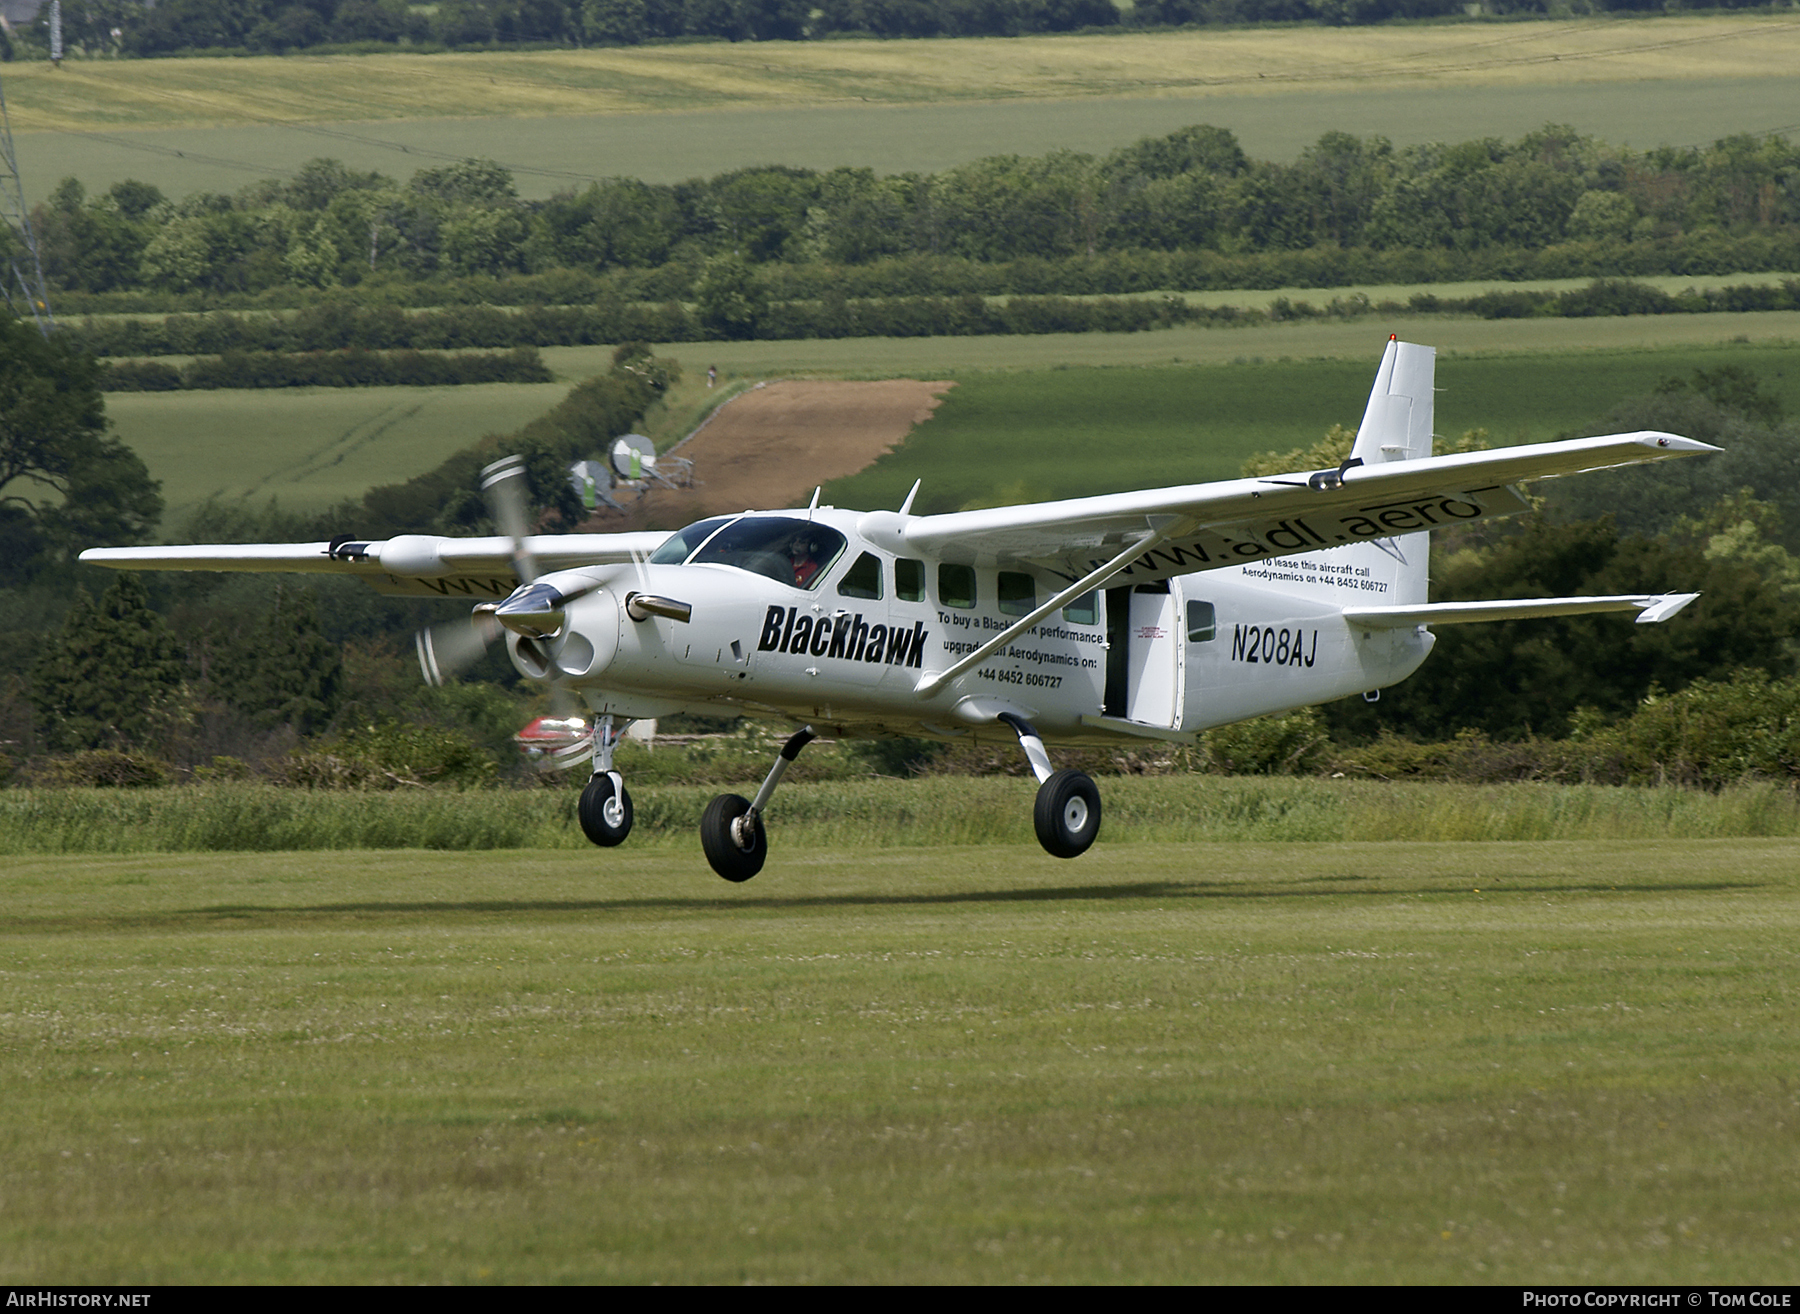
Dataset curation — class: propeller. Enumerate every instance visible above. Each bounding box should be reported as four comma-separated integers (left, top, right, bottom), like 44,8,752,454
414,454,548,688
411,455,694,763
482,453,541,585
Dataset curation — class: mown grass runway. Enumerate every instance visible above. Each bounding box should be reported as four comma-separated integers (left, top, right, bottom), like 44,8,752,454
4,830,1798,1282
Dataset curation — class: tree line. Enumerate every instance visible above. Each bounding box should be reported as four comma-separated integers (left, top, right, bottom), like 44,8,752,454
66,276,1800,367
99,345,551,391
20,126,1800,303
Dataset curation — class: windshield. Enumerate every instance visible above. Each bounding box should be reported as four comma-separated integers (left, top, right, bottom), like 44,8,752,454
689,516,847,590
648,516,734,565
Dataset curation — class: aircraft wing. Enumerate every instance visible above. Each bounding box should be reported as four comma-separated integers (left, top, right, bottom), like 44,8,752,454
79,531,673,598
889,431,1717,584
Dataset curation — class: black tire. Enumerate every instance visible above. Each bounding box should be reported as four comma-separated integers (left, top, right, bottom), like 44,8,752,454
1033,769,1101,859
578,773,633,847
700,793,767,882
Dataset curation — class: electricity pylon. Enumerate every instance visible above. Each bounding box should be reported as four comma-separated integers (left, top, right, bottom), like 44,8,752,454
0,68,54,335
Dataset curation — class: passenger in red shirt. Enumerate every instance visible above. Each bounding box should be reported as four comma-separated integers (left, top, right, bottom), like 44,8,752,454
788,534,823,588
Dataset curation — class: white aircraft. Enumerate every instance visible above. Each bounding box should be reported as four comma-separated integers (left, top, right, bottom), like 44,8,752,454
84,339,1717,881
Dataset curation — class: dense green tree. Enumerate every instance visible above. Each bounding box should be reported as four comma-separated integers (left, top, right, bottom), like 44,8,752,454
1327,516,1800,743
1542,370,1800,551
580,0,649,42
31,574,187,753
0,313,161,577
21,128,1800,298
206,586,346,735
32,179,156,295
694,254,764,338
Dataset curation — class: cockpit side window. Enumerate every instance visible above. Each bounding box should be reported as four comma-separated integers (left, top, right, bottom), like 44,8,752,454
895,559,925,602
838,552,884,600
688,516,848,589
649,516,734,565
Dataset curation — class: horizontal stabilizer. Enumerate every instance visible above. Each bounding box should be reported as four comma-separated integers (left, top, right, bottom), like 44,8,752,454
1343,593,1700,629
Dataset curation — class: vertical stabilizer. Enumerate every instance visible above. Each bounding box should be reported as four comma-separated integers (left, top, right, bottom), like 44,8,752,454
1351,337,1435,466
1347,337,1434,603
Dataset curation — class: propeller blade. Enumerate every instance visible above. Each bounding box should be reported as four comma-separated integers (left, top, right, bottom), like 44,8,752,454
481,454,539,584
547,679,584,722
415,614,501,687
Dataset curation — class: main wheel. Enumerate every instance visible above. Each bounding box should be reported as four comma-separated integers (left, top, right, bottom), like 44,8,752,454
1033,769,1101,859
700,793,767,882
578,773,633,847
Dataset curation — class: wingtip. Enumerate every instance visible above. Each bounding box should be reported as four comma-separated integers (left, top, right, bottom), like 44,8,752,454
1636,592,1701,624
1637,431,1723,454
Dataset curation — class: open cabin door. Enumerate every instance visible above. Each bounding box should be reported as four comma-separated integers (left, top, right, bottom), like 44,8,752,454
1104,583,1182,728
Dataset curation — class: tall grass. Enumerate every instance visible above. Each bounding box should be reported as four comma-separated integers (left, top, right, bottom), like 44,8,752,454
5,777,1796,855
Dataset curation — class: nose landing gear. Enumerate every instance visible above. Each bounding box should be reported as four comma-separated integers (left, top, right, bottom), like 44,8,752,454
700,726,816,882
578,715,634,847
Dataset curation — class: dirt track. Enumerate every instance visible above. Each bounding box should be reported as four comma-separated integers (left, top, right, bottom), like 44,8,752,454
601,378,954,531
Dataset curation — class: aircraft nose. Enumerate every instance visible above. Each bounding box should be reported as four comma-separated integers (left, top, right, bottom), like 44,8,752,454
490,581,569,639
509,585,620,683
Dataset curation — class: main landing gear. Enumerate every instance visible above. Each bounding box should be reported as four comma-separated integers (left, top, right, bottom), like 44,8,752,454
999,712,1102,859
578,715,634,847
590,714,1097,877
700,726,816,882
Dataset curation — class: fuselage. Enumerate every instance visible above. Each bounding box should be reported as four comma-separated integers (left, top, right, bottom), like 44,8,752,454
507,507,1434,745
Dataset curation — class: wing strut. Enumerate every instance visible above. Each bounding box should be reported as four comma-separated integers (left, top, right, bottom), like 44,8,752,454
914,518,1183,699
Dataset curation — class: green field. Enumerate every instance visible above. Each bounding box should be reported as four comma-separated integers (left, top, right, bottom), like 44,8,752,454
10,17,1799,198
112,328,1800,526
108,380,569,525
18,79,1800,202
6,835,1798,1282
817,338,1800,514
622,312,1800,382
15,20,1796,130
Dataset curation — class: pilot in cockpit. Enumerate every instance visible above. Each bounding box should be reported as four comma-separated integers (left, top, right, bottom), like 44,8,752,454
787,532,825,588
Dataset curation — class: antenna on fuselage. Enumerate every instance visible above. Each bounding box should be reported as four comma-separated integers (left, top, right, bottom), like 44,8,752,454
806,486,821,520
898,479,922,517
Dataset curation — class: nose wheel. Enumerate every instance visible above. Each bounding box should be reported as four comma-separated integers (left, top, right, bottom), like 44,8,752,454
579,772,633,847
577,715,634,848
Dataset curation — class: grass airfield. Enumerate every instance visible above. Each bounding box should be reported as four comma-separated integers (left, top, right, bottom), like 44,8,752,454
6,838,1798,1283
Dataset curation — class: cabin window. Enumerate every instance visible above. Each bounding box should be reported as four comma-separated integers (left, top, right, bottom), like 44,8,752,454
997,571,1035,617
838,552,884,600
1187,600,1217,643
895,558,925,603
938,563,976,609
1062,591,1098,626
687,516,846,590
